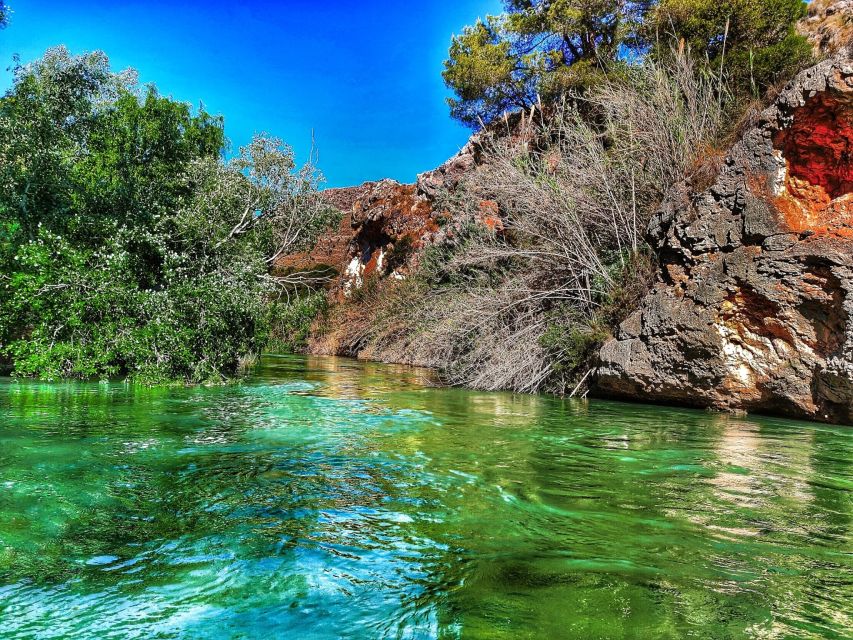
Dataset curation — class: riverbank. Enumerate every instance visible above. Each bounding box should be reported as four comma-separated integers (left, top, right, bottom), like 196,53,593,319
278,51,853,426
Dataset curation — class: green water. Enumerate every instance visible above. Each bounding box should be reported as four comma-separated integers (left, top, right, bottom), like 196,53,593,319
0,356,850,639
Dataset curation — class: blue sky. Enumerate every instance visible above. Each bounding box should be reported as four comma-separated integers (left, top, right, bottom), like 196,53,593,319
0,0,502,187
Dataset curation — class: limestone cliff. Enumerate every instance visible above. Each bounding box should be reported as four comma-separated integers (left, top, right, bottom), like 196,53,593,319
596,54,853,424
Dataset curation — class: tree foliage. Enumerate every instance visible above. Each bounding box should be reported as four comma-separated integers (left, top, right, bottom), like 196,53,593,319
443,1,652,127
443,0,812,127
646,0,812,94
0,47,334,383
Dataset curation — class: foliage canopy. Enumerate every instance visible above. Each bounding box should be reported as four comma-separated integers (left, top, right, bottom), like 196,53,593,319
443,1,652,127
443,0,812,127
646,0,812,94
0,47,333,383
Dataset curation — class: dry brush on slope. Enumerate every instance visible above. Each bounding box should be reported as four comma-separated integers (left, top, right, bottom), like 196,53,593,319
345,52,729,394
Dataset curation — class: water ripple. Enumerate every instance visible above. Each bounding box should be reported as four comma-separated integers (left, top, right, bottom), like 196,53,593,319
0,357,850,639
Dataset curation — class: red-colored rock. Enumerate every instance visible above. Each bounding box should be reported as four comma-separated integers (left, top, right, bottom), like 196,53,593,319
773,93,853,236
477,200,504,232
277,178,443,300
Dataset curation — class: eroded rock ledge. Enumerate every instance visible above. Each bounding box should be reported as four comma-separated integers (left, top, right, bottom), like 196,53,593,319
276,131,492,301
596,54,853,424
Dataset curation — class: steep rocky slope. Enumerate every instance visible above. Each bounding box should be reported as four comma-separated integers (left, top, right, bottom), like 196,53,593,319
275,126,497,300
276,29,853,424
596,54,853,423
277,180,441,300
799,0,853,55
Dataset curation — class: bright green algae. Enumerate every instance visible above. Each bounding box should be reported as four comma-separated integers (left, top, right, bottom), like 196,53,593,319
0,356,850,639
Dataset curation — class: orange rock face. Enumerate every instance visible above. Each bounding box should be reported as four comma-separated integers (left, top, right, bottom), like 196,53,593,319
275,184,377,273
276,179,442,300
774,93,853,236
477,200,504,232
277,99,538,306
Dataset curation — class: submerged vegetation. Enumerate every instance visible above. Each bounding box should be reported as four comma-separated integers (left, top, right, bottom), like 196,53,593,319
2,363,851,638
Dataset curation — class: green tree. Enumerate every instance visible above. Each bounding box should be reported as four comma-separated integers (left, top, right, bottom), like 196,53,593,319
444,0,812,127
0,47,333,383
443,1,653,127
0,2,9,29
645,0,812,95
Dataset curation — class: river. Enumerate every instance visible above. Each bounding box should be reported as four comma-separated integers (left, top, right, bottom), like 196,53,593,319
0,355,850,639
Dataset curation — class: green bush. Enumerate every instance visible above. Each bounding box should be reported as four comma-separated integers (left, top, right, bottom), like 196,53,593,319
0,47,326,383
540,320,610,385
265,292,328,354
647,0,812,96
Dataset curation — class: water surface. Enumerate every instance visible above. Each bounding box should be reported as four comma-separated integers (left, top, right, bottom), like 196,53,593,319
0,355,850,639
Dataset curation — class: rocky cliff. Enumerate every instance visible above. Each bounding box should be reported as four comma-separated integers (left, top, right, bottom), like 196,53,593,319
798,0,853,55
278,35,853,425
596,54,853,424
277,180,440,300
276,125,497,301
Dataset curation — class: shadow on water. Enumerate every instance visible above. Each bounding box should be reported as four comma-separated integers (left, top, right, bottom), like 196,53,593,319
0,355,850,639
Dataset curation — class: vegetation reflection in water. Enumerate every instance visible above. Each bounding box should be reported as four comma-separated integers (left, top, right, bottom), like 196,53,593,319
0,356,850,640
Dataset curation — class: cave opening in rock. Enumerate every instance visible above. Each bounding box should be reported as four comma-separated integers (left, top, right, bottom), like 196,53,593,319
356,219,393,273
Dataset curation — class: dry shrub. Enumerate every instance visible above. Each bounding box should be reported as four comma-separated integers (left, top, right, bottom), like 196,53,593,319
308,275,430,363
365,51,727,394
388,281,556,392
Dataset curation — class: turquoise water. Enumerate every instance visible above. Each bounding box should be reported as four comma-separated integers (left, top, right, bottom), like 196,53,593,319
0,355,850,639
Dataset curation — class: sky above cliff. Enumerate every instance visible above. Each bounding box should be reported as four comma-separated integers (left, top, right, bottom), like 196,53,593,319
0,0,502,188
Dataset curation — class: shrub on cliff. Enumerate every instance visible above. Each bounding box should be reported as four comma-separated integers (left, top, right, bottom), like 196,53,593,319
0,47,331,383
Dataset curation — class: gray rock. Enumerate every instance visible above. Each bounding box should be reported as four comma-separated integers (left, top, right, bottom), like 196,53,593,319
595,54,853,425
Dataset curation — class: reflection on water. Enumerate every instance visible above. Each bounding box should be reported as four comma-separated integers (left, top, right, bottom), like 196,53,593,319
0,355,850,639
